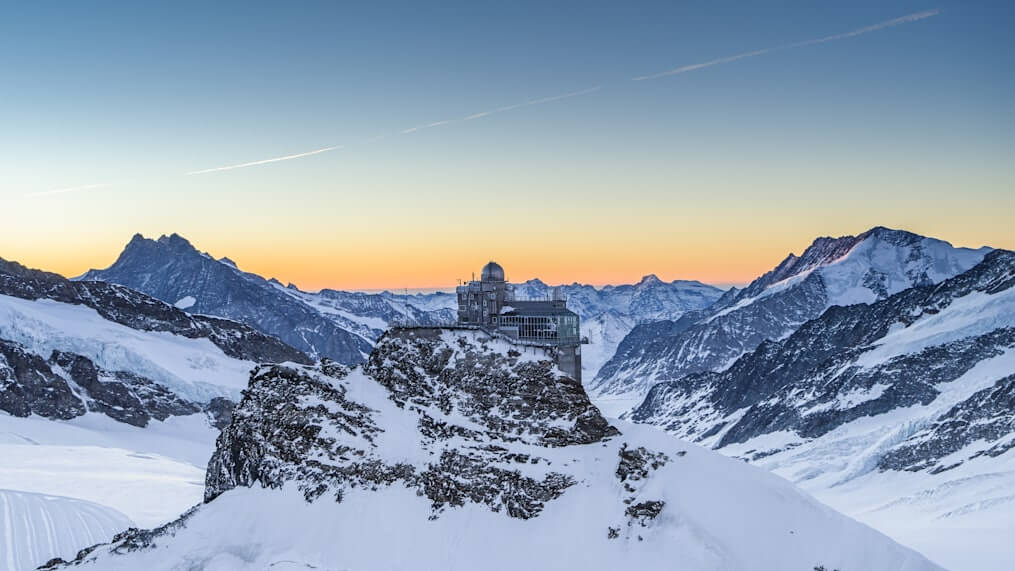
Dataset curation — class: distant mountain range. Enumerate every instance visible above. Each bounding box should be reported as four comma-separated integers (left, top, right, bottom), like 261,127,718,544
3,226,1011,570
626,243,1014,570
81,233,724,378
591,226,991,403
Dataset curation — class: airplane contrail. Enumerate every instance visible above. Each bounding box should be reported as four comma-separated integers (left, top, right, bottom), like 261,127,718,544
186,145,343,175
188,86,603,174
23,183,112,198
633,9,940,81
32,10,939,187
403,85,604,134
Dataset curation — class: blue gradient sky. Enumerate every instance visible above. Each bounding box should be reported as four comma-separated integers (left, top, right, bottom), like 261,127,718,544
2,1,1012,289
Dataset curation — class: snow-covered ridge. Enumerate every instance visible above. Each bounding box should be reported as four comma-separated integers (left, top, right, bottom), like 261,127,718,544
592,226,991,404
630,249,1015,570
714,226,991,319
47,328,940,571
0,294,254,403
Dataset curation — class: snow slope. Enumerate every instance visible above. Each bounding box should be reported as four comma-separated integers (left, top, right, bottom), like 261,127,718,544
1,490,132,571
632,249,1015,570
0,413,213,525
0,412,213,570
0,294,254,402
0,255,308,569
51,329,940,571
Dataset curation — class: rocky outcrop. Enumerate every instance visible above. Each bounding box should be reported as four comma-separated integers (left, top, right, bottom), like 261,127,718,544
0,341,85,420
879,374,1015,473
206,329,619,520
0,339,236,428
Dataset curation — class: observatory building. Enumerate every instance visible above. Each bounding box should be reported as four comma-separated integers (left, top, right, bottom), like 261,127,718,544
456,261,582,381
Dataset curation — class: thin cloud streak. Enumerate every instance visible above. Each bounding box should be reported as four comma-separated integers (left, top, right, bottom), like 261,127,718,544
186,86,602,176
186,145,343,175
24,183,112,198
404,85,603,134
633,9,940,80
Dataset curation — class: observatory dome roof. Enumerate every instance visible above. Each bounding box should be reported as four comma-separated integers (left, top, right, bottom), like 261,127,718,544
481,261,505,281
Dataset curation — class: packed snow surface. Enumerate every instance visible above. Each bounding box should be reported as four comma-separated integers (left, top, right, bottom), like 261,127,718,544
0,490,132,571
64,423,942,571
0,412,215,570
62,424,943,571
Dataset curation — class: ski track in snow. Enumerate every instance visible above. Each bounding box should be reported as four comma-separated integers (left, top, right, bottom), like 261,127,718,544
0,489,132,571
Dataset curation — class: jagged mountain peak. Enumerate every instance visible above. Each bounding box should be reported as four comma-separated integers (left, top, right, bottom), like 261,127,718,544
636,273,662,285
860,224,920,240
79,233,376,365
155,232,194,249
730,226,991,308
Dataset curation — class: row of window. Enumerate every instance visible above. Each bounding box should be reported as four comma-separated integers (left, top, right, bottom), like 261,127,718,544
496,315,579,341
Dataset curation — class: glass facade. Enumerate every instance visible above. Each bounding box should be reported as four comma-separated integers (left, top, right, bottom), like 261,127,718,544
496,314,579,343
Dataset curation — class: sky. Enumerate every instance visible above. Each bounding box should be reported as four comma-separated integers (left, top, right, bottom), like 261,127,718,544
2,0,1013,290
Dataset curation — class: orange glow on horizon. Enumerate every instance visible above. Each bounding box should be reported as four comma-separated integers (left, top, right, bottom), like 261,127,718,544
5,222,1009,293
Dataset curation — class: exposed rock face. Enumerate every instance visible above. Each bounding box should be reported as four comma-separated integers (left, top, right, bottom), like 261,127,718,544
0,341,85,420
49,350,201,427
0,338,235,428
879,374,1015,473
631,249,1015,476
592,227,991,403
206,329,619,519
364,329,619,447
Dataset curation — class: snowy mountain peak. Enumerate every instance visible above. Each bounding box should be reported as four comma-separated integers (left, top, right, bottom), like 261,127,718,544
737,227,990,304
154,232,196,251
636,274,662,285
79,234,377,365
592,228,992,403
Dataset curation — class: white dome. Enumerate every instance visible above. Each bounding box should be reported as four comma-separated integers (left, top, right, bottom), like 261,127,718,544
481,261,505,281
